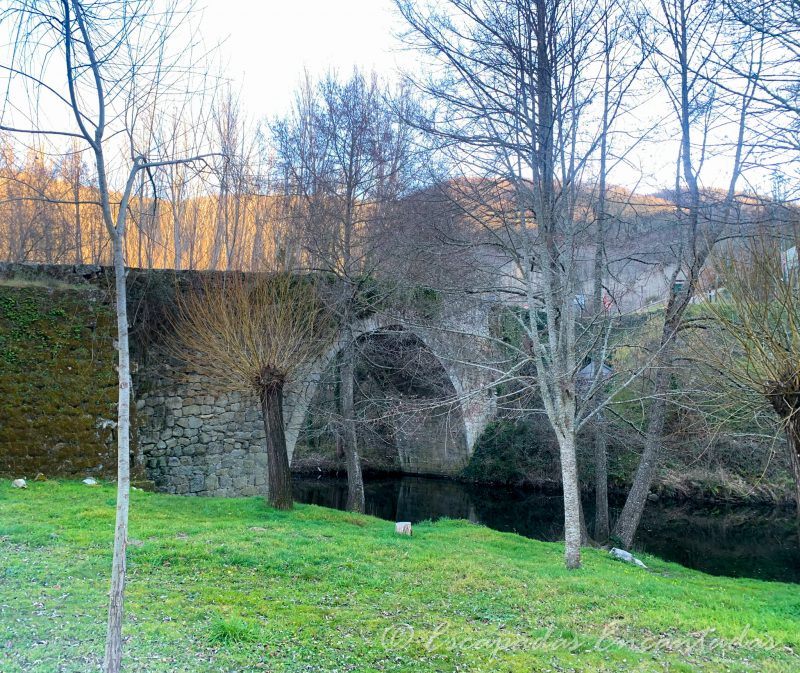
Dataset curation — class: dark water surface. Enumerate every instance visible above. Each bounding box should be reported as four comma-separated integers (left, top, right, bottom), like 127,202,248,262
293,474,800,583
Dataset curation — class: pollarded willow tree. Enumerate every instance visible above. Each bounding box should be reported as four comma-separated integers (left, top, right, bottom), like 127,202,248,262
701,235,800,515
174,272,333,510
0,2,215,671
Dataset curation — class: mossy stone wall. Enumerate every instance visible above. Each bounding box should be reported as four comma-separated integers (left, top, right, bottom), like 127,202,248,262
0,279,118,477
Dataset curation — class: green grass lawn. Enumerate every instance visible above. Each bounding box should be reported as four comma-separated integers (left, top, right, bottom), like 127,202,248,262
0,481,798,672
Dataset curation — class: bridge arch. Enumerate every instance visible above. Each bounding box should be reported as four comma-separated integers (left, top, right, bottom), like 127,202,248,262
283,314,489,467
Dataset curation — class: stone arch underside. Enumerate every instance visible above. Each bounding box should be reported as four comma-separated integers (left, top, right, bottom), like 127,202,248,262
283,311,497,467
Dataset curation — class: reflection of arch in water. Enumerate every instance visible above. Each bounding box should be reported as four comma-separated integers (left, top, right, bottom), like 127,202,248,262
284,314,481,471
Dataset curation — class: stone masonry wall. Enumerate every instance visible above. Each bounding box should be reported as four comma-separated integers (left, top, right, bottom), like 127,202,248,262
136,370,268,497
0,264,495,495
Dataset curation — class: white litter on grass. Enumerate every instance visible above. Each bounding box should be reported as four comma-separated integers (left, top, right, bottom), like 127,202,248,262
609,547,647,569
82,477,98,486
395,522,412,536
11,478,27,489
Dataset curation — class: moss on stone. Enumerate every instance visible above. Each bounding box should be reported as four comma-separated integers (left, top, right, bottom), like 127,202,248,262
0,284,118,477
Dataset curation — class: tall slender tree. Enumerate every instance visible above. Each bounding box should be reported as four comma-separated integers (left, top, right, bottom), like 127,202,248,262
396,0,637,568
611,0,758,548
272,69,420,512
0,2,215,670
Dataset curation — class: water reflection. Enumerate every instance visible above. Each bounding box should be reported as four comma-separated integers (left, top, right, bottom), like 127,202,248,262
293,475,800,583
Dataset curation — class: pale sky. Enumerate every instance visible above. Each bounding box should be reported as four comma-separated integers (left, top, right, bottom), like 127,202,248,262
0,0,771,194
194,0,755,193
199,0,411,119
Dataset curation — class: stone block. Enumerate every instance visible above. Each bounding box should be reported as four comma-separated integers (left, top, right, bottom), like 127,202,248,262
165,397,182,410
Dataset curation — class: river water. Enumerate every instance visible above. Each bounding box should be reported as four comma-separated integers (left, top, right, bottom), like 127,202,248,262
293,474,800,583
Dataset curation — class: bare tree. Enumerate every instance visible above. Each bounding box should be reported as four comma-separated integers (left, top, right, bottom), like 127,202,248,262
0,2,215,670
396,0,646,568
208,89,261,271
610,0,759,548
581,0,647,542
61,140,88,264
173,272,333,509
272,69,420,513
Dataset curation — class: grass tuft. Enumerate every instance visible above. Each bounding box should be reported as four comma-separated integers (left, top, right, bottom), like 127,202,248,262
208,616,260,645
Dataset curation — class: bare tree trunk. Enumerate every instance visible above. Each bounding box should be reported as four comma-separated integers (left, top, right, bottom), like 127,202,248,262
172,208,182,270
592,13,611,542
340,331,365,513
784,418,800,519
73,159,83,264
578,492,592,546
593,409,609,541
558,430,582,569
103,232,131,673
591,209,610,541
612,340,674,548
260,381,293,510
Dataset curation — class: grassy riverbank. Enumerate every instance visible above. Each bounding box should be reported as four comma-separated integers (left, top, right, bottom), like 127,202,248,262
0,481,797,672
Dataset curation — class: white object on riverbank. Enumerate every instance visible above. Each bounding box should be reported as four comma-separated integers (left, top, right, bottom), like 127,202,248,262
82,477,99,486
395,522,412,536
609,547,647,569
11,478,27,489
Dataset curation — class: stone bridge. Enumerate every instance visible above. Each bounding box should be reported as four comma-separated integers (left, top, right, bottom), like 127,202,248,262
0,263,498,494
283,305,498,464
137,299,499,497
